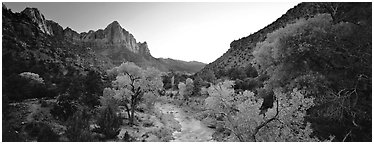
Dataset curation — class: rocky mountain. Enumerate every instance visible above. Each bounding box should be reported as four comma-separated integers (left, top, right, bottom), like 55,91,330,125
197,2,371,77
21,7,54,35
13,6,205,73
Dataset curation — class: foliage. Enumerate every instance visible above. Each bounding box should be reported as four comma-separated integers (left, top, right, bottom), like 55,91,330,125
2,120,26,142
162,75,173,90
161,71,190,90
95,105,121,140
141,92,159,111
93,87,122,140
199,69,216,83
19,72,45,84
252,13,371,141
192,76,211,96
177,82,186,99
50,93,78,121
178,78,194,100
185,78,194,96
205,80,321,142
151,127,175,142
66,108,95,142
107,62,163,126
51,70,106,121
4,73,52,101
23,122,59,142
233,77,261,91
212,65,258,81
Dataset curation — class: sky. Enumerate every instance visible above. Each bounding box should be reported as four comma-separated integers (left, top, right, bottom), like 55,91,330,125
4,2,299,64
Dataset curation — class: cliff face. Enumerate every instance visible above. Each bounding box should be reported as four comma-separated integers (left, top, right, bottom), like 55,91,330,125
21,7,54,35
77,21,141,54
8,6,205,73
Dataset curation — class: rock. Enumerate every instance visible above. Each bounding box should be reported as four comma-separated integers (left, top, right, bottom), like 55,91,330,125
21,7,53,35
2,3,7,10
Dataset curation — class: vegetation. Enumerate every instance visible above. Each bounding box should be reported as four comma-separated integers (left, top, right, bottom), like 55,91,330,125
2,2,371,142
204,81,321,141
107,62,163,126
253,13,371,141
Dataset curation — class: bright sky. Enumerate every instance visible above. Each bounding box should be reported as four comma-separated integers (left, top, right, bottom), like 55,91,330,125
4,2,299,64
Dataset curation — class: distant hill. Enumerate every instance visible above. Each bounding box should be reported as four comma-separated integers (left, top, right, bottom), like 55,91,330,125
158,58,206,75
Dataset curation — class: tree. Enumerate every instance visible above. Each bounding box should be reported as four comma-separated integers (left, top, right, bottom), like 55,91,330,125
227,67,246,80
178,82,186,100
193,76,204,96
107,62,163,126
66,108,95,141
185,78,194,96
200,69,217,83
243,65,258,78
205,80,322,142
252,13,371,141
94,88,122,140
178,78,194,100
170,75,175,90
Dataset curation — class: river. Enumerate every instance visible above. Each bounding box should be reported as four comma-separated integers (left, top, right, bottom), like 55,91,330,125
155,103,215,142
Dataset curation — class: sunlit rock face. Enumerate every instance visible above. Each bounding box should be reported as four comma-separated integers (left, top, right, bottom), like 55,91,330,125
78,21,141,54
21,7,54,35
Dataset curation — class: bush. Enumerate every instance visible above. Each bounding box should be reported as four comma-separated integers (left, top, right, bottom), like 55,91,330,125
50,93,78,121
2,120,25,142
23,122,59,142
65,108,94,142
95,105,121,140
36,123,60,142
4,73,51,101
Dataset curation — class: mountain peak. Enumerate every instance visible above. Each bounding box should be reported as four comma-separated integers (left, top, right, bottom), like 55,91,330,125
138,41,151,56
106,20,122,30
2,3,7,10
21,7,53,35
111,20,120,25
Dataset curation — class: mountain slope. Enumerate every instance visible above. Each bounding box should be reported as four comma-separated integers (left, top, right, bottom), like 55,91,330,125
198,2,371,77
197,2,371,142
158,58,206,74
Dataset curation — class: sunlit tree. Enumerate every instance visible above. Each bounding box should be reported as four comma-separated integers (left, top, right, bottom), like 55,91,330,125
252,13,371,141
106,62,163,126
177,78,194,100
205,80,322,142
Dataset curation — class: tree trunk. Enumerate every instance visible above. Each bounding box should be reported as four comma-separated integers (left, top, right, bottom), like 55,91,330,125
123,104,131,121
126,108,131,121
129,104,136,126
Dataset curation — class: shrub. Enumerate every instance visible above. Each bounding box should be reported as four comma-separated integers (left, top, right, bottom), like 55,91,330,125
50,93,78,121
24,122,59,142
205,80,321,142
19,72,44,84
95,105,121,140
65,108,94,142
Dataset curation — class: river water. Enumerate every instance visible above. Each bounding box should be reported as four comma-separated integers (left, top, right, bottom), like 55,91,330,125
155,103,215,142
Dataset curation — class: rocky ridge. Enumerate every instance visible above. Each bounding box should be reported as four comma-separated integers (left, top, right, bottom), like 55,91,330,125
19,7,205,73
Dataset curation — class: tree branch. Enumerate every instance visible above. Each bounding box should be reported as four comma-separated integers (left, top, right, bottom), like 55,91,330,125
342,130,352,142
252,97,279,142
